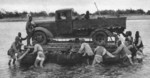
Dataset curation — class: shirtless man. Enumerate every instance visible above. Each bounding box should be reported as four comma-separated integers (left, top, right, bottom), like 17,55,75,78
32,40,45,68
92,38,133,67
78,40,94,65
92,41,115,67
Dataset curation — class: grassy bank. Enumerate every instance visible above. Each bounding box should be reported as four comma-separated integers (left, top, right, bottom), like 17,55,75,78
0,15,150,22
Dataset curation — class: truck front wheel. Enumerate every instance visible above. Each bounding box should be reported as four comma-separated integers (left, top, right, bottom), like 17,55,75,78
32,31,47,45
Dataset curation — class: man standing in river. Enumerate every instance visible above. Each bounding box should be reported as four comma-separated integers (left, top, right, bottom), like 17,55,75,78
26,14,35,45
78,39,94,65
8,37,20,66
31,40,45,68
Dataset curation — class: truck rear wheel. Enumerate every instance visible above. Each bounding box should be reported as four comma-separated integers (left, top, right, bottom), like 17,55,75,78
32,31,47,44
92,31,108,45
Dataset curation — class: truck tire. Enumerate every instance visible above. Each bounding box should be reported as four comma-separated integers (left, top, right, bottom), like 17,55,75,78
32,31,47,45
92,31,108,44
91,29,113,45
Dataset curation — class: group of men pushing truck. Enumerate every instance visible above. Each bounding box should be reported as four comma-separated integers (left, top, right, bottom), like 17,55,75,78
76,30,144,67
7,14,45,68
7,14,144,68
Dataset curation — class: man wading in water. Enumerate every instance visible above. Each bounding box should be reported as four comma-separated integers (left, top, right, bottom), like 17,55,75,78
8,32,27,67
92,40,115,67
31,40,45,68
134,31,144,62
78,39,94,65
8,37,20,66
92,36,134,67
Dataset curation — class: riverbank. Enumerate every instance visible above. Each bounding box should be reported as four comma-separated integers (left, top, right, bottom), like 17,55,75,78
0,15,150,22
0,17,55,22
123,15,150,20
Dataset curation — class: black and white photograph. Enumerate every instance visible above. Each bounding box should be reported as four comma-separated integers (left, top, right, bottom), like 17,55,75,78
0,0,150,78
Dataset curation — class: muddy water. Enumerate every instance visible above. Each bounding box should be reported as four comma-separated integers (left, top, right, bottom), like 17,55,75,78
0,20,150,78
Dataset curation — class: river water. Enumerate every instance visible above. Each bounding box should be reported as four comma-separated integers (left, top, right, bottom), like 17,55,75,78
0,20,150,78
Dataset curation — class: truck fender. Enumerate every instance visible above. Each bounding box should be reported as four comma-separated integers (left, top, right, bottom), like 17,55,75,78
34,27,53,38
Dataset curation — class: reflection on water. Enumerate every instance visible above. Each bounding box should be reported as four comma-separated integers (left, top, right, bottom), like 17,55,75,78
0,20,150,78
5,63,144,78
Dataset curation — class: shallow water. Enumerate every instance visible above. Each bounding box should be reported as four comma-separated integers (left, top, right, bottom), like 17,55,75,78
0,20,150,78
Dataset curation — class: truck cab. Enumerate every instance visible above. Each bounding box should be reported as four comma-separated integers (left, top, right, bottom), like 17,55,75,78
55,9,73,36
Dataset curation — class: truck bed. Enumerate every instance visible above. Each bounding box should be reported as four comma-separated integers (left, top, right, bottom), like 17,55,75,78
73,17,126,29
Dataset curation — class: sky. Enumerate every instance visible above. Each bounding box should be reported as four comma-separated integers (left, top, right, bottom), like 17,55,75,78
0,0,150,14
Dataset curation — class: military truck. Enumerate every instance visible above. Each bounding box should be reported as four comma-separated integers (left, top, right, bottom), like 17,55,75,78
33,8,126,44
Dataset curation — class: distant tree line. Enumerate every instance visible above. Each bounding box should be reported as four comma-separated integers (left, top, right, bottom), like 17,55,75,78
0,9,150,19
0,11,49,19
94,9,150,15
